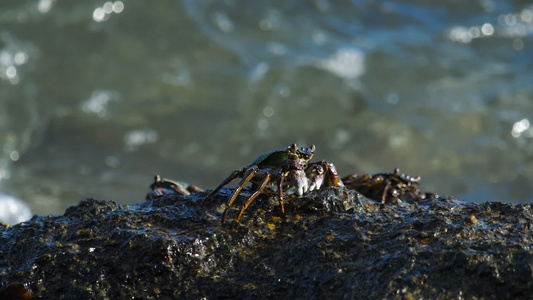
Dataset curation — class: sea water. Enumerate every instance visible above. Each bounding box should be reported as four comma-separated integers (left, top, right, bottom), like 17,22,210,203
0,1,532,219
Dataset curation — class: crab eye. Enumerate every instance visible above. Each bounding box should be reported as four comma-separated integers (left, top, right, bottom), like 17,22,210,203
288,144,298,153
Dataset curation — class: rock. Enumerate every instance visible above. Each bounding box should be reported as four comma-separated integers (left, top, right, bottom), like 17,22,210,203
1,188,532,299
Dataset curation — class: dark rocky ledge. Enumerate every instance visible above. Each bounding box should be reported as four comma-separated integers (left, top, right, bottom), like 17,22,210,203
1,188,532,299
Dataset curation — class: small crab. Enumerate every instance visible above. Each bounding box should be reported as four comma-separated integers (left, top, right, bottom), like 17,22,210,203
342,168,434,203
202,144,344,223
146,174,203,200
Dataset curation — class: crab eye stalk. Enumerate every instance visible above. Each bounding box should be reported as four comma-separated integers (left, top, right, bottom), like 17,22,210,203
288,143,298,153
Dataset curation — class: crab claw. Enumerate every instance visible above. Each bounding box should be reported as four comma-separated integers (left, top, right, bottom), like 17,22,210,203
290,169,309,196
306,164,324,191
309,173,324,191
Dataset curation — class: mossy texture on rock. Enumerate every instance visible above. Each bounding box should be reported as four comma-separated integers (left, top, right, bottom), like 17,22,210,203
1,189,533,299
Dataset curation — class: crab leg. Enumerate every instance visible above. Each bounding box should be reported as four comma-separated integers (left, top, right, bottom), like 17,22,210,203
277,173,286,214
381,182,391,204
201,168,246,205
234,172,272,222
323,162,344,187
221,166,258,222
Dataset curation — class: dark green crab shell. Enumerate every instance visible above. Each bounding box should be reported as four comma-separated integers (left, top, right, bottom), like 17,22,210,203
250,144,315,168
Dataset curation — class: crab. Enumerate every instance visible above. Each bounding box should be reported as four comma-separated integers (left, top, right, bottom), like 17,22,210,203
146,174,203,200
202,144,344,223
342,168,435,203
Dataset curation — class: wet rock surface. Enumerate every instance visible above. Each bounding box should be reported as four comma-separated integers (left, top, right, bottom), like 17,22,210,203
1,188,533,299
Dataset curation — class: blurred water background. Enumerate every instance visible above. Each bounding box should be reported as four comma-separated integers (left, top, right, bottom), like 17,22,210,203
1,0,532,222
